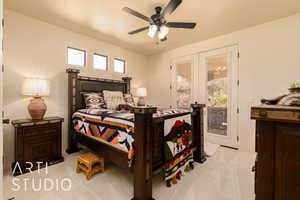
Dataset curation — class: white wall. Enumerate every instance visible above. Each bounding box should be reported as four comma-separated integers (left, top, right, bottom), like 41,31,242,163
3,10,148,171
147,13,300,152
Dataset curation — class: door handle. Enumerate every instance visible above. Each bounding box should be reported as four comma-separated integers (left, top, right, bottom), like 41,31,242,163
3,119,10,124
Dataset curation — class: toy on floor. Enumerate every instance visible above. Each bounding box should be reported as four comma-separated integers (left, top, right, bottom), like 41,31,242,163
76,152,104,180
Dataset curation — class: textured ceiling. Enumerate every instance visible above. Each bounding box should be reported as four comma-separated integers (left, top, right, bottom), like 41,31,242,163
5,0,300,55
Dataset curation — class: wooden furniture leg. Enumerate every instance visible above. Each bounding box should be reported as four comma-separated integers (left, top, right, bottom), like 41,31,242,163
76,160,81,173
132,107,157,200
191,103,206,163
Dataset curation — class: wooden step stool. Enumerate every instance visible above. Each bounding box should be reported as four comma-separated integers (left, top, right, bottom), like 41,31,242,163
76,152,104,180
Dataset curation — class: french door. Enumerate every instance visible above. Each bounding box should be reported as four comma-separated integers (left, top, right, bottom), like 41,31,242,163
171,46,239,148
199,46,239,148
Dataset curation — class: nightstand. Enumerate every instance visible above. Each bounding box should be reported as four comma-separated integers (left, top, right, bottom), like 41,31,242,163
11,117,64,176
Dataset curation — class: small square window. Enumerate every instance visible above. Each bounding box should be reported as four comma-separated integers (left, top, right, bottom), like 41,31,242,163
67,47,85,67
93,54,108,70
114,58,125,74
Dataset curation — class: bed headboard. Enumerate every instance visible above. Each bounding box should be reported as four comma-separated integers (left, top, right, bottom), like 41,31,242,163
66,68,131,112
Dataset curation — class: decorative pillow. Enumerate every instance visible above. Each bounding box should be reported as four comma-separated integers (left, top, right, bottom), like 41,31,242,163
83,93,106,109
123,93,135,106
103,90,125,110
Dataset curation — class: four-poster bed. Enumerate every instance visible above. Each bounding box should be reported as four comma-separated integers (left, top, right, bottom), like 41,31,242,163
66,68,206,200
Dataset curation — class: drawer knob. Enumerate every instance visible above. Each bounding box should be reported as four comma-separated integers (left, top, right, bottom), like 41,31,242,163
259,111,267,117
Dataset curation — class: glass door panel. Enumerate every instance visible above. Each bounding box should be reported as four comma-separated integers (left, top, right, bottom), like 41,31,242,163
175,62,192,109
207,54,229,136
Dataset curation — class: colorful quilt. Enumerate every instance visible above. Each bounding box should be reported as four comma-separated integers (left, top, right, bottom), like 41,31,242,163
72,108,190,165
164,120,194,186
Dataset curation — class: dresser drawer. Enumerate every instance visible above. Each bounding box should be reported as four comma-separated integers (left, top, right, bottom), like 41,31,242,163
251,108,300,122
23,123,61,137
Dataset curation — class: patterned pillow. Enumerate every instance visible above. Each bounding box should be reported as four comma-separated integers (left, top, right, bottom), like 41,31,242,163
123,93,135,106
103,90,125,110
83,93,106,109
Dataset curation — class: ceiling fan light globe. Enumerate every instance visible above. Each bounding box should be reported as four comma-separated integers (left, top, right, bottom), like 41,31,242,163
148,25,158,38
160,25,169,35
148,31,155,38
149,24,158,32
158,31,167,40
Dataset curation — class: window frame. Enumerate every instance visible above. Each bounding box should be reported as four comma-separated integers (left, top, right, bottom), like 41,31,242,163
113,58,126,74
93,53,108,71
67,47,86,67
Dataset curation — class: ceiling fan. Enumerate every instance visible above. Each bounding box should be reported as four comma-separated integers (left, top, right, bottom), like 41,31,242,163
122,0,196,41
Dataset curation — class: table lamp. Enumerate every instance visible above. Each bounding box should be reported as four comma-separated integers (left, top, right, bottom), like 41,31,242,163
22,78,50,120
136,87,147,106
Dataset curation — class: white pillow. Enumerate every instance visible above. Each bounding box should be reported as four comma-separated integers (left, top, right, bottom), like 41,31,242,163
103,90,125,110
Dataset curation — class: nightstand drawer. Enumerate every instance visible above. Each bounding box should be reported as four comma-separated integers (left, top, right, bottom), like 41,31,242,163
23,123,61,137
24,135,61,163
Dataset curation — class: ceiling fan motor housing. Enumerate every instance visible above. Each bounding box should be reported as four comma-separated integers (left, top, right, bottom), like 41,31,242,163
155,6,162,14
151,6,164,26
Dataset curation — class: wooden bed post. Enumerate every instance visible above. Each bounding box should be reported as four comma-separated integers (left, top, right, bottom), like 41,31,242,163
122,77,132,94
66,68,80,154
132,106,157,200
191,103,206,163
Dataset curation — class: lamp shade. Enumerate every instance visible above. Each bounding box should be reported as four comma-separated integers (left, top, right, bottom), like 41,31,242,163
22,78,50,96
136,88,147,97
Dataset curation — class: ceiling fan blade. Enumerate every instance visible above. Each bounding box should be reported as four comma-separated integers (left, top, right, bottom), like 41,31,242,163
167,22,196,29
161,0,182,17
128,26,149,35
122,7,151,23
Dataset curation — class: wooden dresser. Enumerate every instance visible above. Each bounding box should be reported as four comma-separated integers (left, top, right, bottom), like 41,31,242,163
251,105,300,200
11,117,64,176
